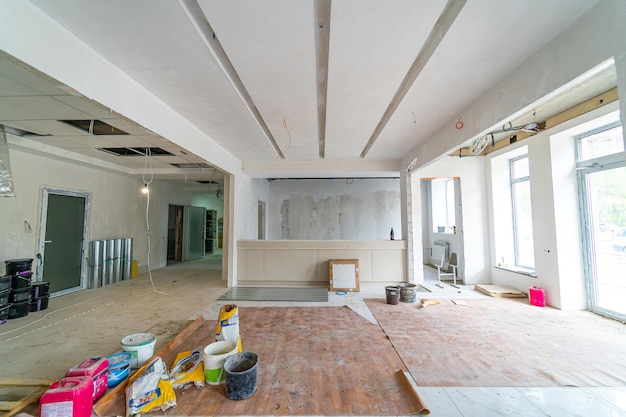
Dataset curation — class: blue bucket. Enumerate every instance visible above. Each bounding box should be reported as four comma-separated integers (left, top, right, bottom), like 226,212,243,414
107,351,132,388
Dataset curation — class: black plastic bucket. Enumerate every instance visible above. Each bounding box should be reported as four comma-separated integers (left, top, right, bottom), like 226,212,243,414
0,275,11,291
5,259,33,275
8,300,29,319
224,352,259,400
0,289,10,307
30,296,49,312
385,286,400,305
31,282,50,298
10,286,32,303
11,273,32,289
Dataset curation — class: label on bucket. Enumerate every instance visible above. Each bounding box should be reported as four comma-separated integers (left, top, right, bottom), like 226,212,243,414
205,368,226,384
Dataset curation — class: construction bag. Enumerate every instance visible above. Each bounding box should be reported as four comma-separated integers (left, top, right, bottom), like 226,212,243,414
215,304,242,352
169,348,205,389
126,357,176,416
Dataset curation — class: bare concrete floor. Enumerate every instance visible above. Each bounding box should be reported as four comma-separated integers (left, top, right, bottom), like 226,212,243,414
2,257,624,417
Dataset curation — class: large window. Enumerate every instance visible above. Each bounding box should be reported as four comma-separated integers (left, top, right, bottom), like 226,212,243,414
510,155,535,268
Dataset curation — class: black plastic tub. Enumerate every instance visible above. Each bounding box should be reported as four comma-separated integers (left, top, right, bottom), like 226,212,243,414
0,288,10,307
8,300,29,319
5,258,33,275
0,275,11,291
0,303,10,322
30,296,49,312
11,273,32,289
31,282,50,298
9,286,32,303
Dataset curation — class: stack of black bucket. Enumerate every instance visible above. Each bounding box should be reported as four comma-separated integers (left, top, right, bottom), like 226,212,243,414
0,259,50,323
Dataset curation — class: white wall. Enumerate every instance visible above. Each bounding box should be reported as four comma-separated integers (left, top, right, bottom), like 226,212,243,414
0,146,193,277
191,193,224,220
412,156,489,285
487,101,621,310
267,178,401,241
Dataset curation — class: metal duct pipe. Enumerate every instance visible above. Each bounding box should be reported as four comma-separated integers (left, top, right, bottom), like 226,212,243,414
87,240,104,289
113,238,123,283
122,238,133,280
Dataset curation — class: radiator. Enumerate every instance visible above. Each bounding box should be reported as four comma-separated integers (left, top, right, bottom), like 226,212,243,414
433,241,449,262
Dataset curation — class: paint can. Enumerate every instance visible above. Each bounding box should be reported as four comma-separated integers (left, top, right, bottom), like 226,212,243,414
40,376,94,417
385,286,400,305
203,340,238,385
121,333,156,368
399,283,417,303
224,352,259,400
106,352,132,388
4,258,33,275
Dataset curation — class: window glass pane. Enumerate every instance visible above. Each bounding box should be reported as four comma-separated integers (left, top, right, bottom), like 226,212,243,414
513,180,535,268
511,156,529,179
579,125,624,161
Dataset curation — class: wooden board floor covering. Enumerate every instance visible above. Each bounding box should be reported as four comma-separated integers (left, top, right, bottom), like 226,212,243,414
365,298,626,387
95,306,428,416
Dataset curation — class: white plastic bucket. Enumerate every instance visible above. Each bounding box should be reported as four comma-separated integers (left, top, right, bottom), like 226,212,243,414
203,340,238,385
121,333,156,368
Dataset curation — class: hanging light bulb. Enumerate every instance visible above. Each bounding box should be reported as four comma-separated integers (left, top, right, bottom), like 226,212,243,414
142,183,149,194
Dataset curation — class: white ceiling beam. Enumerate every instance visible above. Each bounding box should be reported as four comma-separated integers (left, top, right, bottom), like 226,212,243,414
315,0,331,159
359,0,467,158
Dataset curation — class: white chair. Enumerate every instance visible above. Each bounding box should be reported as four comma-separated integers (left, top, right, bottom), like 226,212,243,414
436,252,458,288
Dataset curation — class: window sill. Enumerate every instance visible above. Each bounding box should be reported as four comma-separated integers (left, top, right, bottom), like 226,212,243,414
494,265,536,277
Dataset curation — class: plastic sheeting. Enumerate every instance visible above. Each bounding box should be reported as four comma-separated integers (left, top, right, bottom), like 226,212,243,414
0,126,15,197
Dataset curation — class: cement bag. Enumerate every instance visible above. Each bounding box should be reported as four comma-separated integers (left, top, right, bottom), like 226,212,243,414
126,357,176,416
169,348,204,389
215,304,242,352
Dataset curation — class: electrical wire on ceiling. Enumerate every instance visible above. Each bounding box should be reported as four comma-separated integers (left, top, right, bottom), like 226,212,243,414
282,115,292,155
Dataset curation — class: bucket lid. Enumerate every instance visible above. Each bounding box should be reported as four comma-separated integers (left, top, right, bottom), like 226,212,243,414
107,351,132,368
121,332,156,347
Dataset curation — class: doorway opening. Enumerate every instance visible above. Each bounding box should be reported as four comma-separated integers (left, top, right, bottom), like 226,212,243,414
577,121,626,321
37,188,90,296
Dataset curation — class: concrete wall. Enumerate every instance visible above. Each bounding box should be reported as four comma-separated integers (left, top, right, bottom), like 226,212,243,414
411,156,489,285
191,193,225,221
267,178,401,241
0,146,192,277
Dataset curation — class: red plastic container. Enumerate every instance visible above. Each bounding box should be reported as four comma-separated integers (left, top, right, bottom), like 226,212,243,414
40,376,94,417
529,286,546,307
66,357,109,401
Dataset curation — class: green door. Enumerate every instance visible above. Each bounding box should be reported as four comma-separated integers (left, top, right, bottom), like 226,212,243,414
43,193,87,294
184,206,206,260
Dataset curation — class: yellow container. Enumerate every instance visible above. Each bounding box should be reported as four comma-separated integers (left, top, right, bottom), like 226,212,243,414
131,260,138,278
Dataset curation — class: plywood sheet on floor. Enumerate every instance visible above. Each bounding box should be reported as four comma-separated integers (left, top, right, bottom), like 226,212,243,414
95,306,428,416
474,284,526,297
365,298,626,387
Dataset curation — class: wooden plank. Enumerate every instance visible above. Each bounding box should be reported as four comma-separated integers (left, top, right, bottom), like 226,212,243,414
0,382,51,416
546,87,618,129
474,284,527,298
0,379,54,387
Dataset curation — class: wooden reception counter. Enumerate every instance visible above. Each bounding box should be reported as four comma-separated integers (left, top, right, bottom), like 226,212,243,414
236,240,407,286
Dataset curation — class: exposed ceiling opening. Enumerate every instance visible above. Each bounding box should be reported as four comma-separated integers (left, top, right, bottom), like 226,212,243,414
171,162,213,169
98,147,174,157
61,119,129,135
0,124,47,137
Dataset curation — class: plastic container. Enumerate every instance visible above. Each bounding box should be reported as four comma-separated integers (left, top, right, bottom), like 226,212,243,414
0,288,10,307
529,286,546,307
224,352,259,400
9,286,32,303
0,275,11,291
121,333,156,368
385,286,400,305
66,357,109,401
399,283,417,303
30,295,50,312
8,300,29,319
40,376,94,417
106,352,132,388
11,274,32,289
5,258,33,275
203,340,238,385
0,303,10,323
31,281,50,298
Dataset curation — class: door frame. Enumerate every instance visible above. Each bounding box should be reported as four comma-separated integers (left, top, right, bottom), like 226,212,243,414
36,187,91,296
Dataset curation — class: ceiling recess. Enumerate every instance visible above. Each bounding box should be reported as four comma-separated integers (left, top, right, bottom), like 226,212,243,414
98,147,174,156
61,120,129,135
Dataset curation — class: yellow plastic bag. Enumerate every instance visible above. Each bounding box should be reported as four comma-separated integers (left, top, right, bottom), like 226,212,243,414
215,304,242,352
169,348,204,389
126,357,176,416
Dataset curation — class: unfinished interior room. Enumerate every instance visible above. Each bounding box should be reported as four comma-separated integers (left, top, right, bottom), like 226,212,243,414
0,1,625,416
